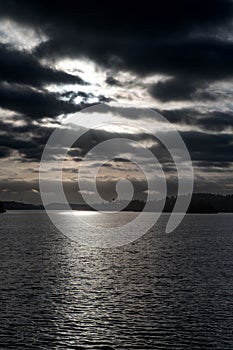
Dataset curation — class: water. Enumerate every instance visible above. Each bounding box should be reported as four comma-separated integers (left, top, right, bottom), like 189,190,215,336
0,211,233,349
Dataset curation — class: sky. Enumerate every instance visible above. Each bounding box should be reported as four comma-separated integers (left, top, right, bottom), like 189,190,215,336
0,0,233,204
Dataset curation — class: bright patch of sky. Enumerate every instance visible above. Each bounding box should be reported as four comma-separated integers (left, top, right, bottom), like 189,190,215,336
0,19,47,51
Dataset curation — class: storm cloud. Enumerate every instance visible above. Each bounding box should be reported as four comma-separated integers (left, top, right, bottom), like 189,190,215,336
0,0,233,202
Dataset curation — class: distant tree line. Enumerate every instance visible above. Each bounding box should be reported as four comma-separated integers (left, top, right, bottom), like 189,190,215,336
1,194,233,213
108,193,233,213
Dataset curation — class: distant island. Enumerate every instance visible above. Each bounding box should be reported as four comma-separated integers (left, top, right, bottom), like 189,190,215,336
1,193,233,213
2,201,44,211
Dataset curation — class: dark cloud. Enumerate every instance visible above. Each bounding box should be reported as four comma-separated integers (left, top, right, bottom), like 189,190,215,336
157,108,196,125
0,0,232,199
0,117,53,161
0,44,85,87
33,20,233,85
0,84,84,118
60,90,90,101
150,77,198,102
0,1,232,103
0,125,47,162
194,161,232,169
181,131,233,163
198,112,233,131
160,109,233,131
0,146,11,158
0,119,158,163
105,76,122,87
150,76,217,102
2,116,233,170
1,1,231,36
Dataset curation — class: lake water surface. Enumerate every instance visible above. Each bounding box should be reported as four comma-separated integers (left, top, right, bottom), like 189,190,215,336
0,211,233,349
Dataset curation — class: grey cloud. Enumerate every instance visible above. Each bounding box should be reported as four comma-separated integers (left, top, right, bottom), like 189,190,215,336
0,44,85,87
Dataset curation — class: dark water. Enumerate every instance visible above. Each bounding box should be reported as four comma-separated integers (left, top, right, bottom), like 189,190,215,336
0,211,233,349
